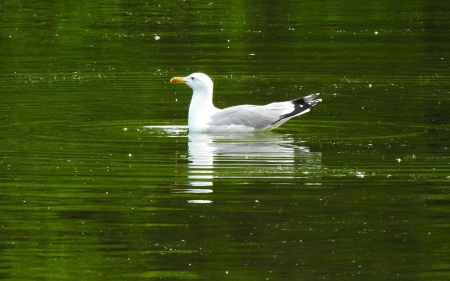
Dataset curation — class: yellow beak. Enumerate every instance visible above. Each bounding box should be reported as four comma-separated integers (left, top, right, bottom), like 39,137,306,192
170,77,187,84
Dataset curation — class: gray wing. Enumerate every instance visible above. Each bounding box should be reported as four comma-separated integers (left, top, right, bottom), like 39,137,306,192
209,94,321,130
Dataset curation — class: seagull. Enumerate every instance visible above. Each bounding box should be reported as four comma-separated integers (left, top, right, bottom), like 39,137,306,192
170,73,321,133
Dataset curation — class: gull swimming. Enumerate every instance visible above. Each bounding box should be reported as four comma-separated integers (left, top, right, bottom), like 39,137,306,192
170,73,321,133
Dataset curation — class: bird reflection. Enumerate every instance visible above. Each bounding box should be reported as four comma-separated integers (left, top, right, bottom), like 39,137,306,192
144,126,321,204
187,133,321,190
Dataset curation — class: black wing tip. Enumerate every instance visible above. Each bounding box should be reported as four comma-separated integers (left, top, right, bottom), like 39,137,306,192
292,93,321,105
283,93,322,118
271,94,322,125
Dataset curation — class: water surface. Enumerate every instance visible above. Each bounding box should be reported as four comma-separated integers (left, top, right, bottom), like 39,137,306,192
1,0,450,280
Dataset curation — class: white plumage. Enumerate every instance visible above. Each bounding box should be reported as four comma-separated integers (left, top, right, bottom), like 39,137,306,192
170,73,321,133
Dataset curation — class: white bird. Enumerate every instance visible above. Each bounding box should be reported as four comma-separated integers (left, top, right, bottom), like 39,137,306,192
170,73,321,133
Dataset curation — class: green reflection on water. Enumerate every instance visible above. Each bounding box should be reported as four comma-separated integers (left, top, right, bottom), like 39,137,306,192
1,0,450,280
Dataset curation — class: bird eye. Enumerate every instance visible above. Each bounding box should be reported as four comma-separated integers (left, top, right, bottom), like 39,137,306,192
191,77,195,80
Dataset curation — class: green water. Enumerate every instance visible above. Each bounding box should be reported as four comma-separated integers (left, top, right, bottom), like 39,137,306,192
1,0,450,280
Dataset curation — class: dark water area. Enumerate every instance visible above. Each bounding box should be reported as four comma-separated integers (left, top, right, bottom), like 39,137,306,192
1,0,450,280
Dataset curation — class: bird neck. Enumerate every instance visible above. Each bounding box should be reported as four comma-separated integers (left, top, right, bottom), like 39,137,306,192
188,89,217,128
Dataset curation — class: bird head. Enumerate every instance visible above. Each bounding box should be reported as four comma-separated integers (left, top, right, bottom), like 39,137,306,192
170,73,213,92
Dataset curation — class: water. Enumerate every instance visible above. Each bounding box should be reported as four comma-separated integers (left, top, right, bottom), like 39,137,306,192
1,0,450,280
